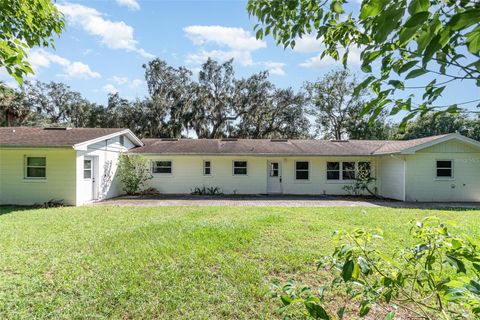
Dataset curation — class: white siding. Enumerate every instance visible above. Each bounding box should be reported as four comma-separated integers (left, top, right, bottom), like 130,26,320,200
405,141,480,202
143,155,377,195
0,148,77,205
377,155,405,201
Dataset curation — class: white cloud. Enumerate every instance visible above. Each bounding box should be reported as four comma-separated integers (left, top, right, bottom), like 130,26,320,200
103,84,119,94
116,0,140,11
184,25,266,66
293,34,324,53
110,76,128,85
57,3,153,58
28,48,100,79
130,78,143,88
262,61,286,76
300,47,362,69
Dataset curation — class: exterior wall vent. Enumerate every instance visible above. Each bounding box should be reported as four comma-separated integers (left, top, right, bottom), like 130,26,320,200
44,127,70,130
221,138,238,141
270,139,288,142
161,138,178,141
330,139,349,142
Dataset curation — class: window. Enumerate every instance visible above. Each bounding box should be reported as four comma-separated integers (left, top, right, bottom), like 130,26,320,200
358,161,371,179
436,160,453,178
84,159,92,179
233,161,247,175
295,161,309,180
204,160,211,175
327,162,340,180
25,156,46,179
152,161,172,174
269,162,279,177
119,135,125,146
342,162,356,180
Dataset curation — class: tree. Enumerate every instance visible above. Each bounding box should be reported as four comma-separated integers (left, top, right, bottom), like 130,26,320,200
233,71,310,138
247,0,480,129
116,154,152,195
1,0,64,83
0,82,29,126
305,69,390,140
396,112,480,140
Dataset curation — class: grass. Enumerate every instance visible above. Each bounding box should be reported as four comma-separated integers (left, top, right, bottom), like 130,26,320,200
0,205,479,319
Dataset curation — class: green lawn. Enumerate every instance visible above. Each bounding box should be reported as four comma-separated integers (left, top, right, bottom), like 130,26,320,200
0,205,479,319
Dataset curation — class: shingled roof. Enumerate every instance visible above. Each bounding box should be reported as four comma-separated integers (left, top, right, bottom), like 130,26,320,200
129,134,452,156
0,127,138,147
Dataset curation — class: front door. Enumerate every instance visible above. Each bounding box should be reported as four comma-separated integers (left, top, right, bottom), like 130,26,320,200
83,157,96,201
267,161,282,194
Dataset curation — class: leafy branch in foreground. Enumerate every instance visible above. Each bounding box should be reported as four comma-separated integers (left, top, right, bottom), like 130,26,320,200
272,217,480,319
247,0,480,130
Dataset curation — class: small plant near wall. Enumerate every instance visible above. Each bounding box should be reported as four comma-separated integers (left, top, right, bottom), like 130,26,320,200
343,169,377,197
271,217,480,319
117,154,152,195
190,186,223,196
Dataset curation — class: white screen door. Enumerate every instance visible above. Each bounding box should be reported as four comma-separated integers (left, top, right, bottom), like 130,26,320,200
267,161,282,194
84,157,95,200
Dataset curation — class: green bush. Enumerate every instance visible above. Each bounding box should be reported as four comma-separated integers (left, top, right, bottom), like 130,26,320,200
273,217,480,319
117,154,152,195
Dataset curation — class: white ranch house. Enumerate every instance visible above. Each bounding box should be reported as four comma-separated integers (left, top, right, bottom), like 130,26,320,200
1,127,479,206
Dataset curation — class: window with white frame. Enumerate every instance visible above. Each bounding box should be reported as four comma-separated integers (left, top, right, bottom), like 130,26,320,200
204,160,211,175
152,161,172,174
233,161,247,175
25,156,46,179
342,162,356,180
327,162,340,180
295,161,309,180
84,159,92,179
436,160,453,178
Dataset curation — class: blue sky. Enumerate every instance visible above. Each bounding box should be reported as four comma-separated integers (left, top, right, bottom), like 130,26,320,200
1,0,478,115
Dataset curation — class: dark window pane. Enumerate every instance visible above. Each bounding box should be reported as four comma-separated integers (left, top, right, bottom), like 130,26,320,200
84,170,92,179
84,160,91,169
120,135,125,146
204,161,211,167
157,167,172,174
296,161,309,170
327,162,339,170
327,171,340,180
296,171,309,180
234,161,247,168
157,161,171,167
27,157,46,166
27,167,46,178
343,162,355,170
204,167,211,175
234,168,247,175
437,161,452,168
437,169,452,177
343,170,356,180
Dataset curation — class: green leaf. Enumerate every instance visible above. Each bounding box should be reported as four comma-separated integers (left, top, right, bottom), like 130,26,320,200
397,60,418,74
331,1,343,14
408,0,429,15
404,11,430,28
359,301,371,317
446,255,467,274
405,68,427,79
360,0,386,19
384,312,395,320
305,301,330,320
256,28,263,40
446,9,480,31
466,27,480,55
399,26,418,45
341,260,354,282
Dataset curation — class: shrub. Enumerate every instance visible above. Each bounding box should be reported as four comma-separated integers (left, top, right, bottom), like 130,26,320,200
343,170,376,197
190,185,223,195
117,154,152,195
272,217,480,319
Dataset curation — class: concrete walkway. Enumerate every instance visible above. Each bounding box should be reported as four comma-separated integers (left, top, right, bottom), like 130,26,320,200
94,195,480,209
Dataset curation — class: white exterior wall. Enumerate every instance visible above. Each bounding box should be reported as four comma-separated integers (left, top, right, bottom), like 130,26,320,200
0,148,77,205
75,135,135,205
143,155,377,195
405,141,480,202
377,155,406,201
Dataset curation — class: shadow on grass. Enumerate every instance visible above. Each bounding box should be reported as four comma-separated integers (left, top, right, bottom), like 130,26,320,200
0,205,39,216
